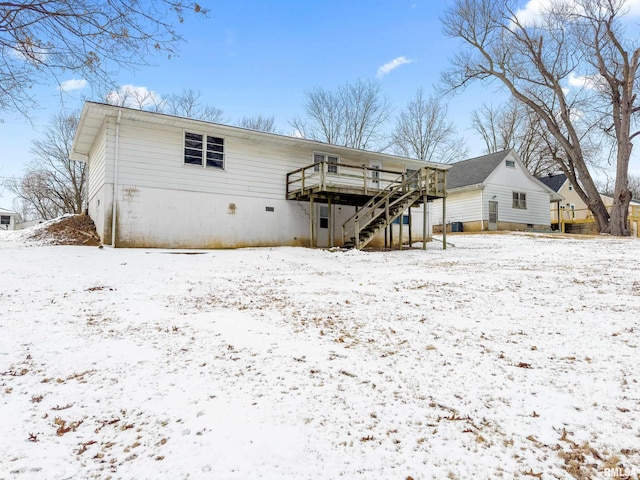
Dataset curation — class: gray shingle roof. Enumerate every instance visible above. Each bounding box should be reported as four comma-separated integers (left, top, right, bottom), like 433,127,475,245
446,150,512,189
537,173,567,193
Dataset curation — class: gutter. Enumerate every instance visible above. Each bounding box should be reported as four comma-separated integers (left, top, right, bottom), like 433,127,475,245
111,110,122,247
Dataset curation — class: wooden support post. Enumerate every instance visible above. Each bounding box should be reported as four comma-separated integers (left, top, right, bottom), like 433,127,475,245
442,194,447,250
320,162,326,191
399,209,403,251
408,206,412,248
309,196,315,248
422,195,427,251
328,197,333,248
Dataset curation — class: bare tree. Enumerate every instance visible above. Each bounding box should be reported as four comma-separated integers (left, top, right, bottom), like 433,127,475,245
392,88,467,163
104,85,164,111
290,79,393,151
471,101,556,176
104,87,224,122
236,115,278,133
597,173,640,200
0,1,206,116
442,0,639,235
8,111,85,219
163,89,224,123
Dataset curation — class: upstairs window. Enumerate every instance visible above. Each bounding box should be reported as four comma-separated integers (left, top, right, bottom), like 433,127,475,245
184,131,224,169
313,153,339,173
512,192,527,209
505,160,516,168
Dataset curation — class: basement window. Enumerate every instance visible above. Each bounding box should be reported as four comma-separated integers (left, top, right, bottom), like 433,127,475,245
184,131,224,169
392,215,410,225
512,192,527,209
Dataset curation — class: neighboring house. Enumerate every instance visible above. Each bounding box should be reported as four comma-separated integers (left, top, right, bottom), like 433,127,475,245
15,218,45,230
430,150,562,232
0,207,21,231
70,102,449,249
539,173,640,235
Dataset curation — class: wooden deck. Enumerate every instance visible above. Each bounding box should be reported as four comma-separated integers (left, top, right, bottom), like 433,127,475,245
286,161,447,205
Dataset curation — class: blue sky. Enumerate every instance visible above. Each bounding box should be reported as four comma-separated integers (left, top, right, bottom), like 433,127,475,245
1,0,638,208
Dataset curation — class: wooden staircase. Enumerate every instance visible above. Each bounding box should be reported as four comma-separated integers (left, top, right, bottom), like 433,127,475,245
342,168,432,250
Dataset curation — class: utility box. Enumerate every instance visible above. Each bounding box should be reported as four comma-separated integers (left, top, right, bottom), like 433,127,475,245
451,222,463,232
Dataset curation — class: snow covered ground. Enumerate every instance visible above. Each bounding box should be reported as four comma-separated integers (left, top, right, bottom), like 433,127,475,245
1,230,639,479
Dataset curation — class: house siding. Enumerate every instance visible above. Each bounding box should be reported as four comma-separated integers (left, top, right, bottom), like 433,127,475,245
90,114,432,248
431,189,482,226
483,185,551,226
87,120,109,241
431,151,552,231
0,211,19,231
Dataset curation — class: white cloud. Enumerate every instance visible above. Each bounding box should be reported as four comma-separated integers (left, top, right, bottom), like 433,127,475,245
515,0,640,25
568,72,593,89
376,56,413,78
625,0,640,15
514,0,550,25
58,79,87,92
105,84,162,109
567,72,607,92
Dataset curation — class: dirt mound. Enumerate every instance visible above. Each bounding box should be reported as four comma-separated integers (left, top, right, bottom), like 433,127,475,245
27,215,101,246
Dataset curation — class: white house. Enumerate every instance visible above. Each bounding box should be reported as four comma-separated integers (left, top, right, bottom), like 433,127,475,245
431,150,562,232
70,102,449,249
0,207,21,231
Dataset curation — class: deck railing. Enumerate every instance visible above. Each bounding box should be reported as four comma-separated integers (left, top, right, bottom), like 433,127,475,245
286,161,446,199
553,205,640,237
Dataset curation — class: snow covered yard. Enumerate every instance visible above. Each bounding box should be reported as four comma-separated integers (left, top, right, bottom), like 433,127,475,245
1,231,639,479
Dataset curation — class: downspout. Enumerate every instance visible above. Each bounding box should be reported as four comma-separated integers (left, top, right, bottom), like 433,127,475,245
480,186,485,231
111,110,122,247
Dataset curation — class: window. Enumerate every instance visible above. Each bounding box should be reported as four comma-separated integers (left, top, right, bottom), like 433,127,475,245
313,153,339,173
406,168,419,189
512,192,527,209
505,160,516,168
1,215,10,225
392,215,410,225
319,206,329,228
184,131,224,169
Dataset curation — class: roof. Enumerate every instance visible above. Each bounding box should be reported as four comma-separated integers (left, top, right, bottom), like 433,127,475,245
0,207,19,215
446,150,512,189
537,173,567,192
71,102,451,172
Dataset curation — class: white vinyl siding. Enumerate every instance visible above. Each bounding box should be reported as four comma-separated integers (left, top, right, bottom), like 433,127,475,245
84,110,434,247
484,185,550,225
87,121,108,203
431,190,482,225
111,119,383,202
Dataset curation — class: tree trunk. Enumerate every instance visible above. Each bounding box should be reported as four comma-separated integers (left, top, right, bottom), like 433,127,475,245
608,145,632,236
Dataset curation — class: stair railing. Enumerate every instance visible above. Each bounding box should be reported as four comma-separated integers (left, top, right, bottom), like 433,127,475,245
342,167,428,249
